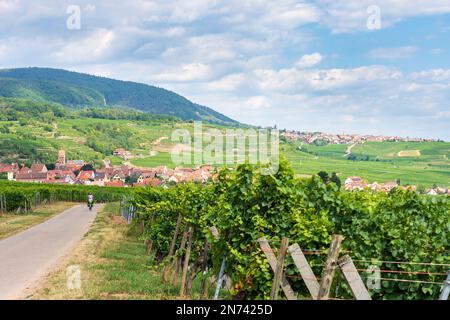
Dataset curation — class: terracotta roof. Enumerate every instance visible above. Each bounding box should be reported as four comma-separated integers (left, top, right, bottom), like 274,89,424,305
0,164,18,173
77,170,95,180
19,166,31,174
105,180,125,187
16,172,48,181
47,170,76,181
135,178,163,187
31,163,47,173
65,163,83,171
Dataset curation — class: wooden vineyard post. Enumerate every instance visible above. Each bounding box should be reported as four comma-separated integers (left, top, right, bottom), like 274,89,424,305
162,214,183,282
213,257,226,300
139,221,145,236
270,237,289,300
201,227,220,299
338,255,371,300
168,214,183,257
318,234,344,300
200,239,210,299
172,223,190,285
257,237,297,300
288,243,320,299
145,239,153,255
439,271,450,300
144,215,155,255
179,226,194,298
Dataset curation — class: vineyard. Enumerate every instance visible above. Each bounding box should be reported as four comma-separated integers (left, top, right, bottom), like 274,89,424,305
0,181,129,213
131,158,450,300
1,160,448,300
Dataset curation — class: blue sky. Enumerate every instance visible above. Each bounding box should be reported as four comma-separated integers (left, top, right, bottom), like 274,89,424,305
1,0,450,140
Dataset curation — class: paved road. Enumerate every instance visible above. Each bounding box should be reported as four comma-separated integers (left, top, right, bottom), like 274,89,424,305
0,203,103,299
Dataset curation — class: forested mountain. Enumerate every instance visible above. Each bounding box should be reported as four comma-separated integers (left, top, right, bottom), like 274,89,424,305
0,67,237,124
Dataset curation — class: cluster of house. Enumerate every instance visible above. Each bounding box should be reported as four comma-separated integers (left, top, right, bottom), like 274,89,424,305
344,176,449,195
0,150,214,187
281,130,435,145
425,187,450,196
344,176,403,192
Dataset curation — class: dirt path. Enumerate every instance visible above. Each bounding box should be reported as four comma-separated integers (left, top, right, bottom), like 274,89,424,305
345,143,358,156
152,136,168,146
0,204,103,300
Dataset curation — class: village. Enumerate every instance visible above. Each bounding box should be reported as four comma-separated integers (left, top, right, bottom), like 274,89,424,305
0,149,448,195
344,176,449,195
281,130,436,145
0,150,214,187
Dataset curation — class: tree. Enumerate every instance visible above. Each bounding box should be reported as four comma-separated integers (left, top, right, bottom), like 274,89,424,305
317,171,329,184
126,173,140,184
330,172,341,188
81,164,94,172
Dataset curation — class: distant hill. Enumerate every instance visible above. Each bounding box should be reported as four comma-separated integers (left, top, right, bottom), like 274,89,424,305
0,67,237,124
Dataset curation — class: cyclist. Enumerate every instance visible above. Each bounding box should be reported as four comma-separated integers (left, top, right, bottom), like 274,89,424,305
87,193,94,210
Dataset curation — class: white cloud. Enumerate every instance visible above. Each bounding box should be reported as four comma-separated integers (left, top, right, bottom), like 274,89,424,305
369,46,419,59
316,0,450,33
261,2,322,29
168,0,218,23
431,48,444,55
207,73,246,91
0,0,19,12
156,62,212,82
341,115,355,123
435,111,450,119
411,69,450,82
51,29,116,63
254,65,402,92
295,53,323,68
244,96,271,110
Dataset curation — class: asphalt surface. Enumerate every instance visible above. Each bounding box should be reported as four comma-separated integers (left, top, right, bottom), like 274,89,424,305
0,203,103,299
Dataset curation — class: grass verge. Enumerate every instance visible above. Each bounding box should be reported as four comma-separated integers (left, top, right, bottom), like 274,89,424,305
29,202,213,300
0,202,77,240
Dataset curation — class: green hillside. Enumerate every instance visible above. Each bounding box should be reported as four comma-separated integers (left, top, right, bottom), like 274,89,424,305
0,98,245,168
0,67,237,124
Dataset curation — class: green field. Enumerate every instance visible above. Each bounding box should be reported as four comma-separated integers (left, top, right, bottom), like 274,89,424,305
286,141,450,187
131,153,177,169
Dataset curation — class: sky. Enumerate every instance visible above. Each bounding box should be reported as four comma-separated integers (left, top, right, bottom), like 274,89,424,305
0,0,450,140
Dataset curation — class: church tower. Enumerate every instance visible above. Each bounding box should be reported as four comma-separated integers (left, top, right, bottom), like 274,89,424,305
57,149,66,165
